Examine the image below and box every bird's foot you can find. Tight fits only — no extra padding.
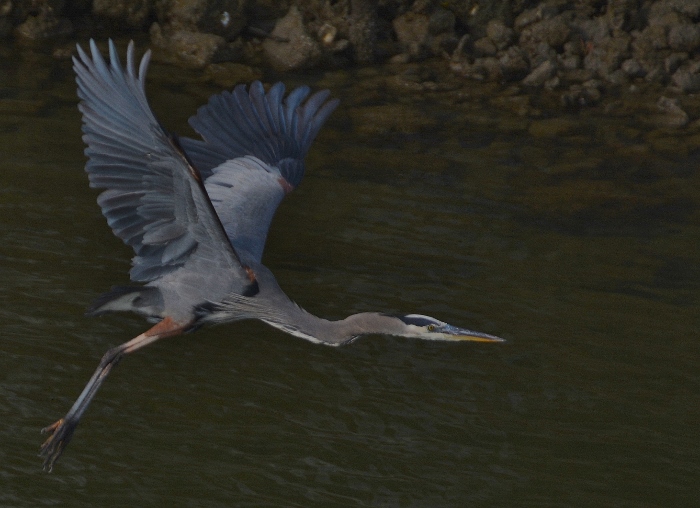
[39,418,76,472]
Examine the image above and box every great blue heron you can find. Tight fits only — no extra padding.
[39,39,504,471]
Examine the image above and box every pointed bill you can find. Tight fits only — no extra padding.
[438,324,505,342]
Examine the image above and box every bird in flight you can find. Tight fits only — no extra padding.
[40,40,504,471]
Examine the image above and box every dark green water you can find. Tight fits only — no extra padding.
[1,40,698,506]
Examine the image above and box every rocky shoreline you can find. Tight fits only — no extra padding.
[4,0,700,120]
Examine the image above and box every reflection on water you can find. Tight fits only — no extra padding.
[1,40,698,506]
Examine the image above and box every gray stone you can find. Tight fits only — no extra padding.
[522,59,556,87]
[348,0,378,64]
[473,36,497,57]
[514,4,559,30]
[571,17,609,46]
[393,11,430,57]
[428,7,455,35]
[486,19,514,50]
[498,46,530,81]
[457,0,512,40]
[262,6,321,71]
[477,56,502,80]
[664,52,688,74]
[655,96,689,127]
[560,84,601,107]
[668,24,700,52]
[14,13,72,41]
[558,54,580,70]
[157,0,247,39]
[621,58,645,77]
[150,24,226,67]
[519,15,571,49]
[93,0,151,27]
[634,25,669,52]
[671,66,700,92]
[584,34,630,79]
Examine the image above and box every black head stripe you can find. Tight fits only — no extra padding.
[398,315,439,327]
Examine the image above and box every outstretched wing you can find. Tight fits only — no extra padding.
[179,81,339,263]
[74,39,253,289]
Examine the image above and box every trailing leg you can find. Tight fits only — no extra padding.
[40,317,189,472]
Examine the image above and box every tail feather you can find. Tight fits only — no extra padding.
[86,286,163,318]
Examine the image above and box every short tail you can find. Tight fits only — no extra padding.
[86,286,163,318]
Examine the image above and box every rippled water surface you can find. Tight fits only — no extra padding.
[1,40,698,507]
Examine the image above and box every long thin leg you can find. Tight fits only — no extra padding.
[39,317,189,472]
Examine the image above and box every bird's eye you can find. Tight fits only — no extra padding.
[427,324,436,332]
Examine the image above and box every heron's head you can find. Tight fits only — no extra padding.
[396,314,505,342]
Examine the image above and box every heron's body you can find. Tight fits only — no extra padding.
[39,40,503,471]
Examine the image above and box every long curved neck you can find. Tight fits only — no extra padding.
[263,310,406,346]
[221,264,406,346]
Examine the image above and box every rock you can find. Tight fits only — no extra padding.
[14,13,72,42]
[560,67,595,83]
[648,0,700,24]
[262,6,321,71]
[648,11,685,30]
[389,52,411,64]
[526,41,556,68]
[428,7,455,35]
[606,69,628,85]
[558,53,580,70]
[633,25,669,53]
[348,0,378,64]
[473,36,497,57]
[668,24,700,52]
[498,45,530,81]
[451,58,486,81]
[155,0,247,40]
[457,0,511,40]
[522,59,555,87]
[150,24,226,68]
[562,40,584,58]
[584,34,630,79]
[573,17,610,46]
[93,0,151,27]
[664,52,688,74]
[246,0,288,22]
[318,23,337,47]
[442,0,700,97]
[393,11,430,58]
[514,4,559,30]
[621,58,645,77]
[560,83,601,107]
[656,96,688,127]
[671,64,700,93]
[519,15,571,49]
[545,75,560,90]
[669,0,700,17]
[476,56,502,80]
[486,19,514,50]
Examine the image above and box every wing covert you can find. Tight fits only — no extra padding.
[178,81,339,263]
[179,81,338,186]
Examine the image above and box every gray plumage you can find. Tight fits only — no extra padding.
[40,39,503,472]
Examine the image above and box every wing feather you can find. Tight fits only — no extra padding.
[179,81,339,263]
[75,39,252,289]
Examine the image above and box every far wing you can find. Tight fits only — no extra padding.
[74,40,254,290]
[179,81,339,262]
